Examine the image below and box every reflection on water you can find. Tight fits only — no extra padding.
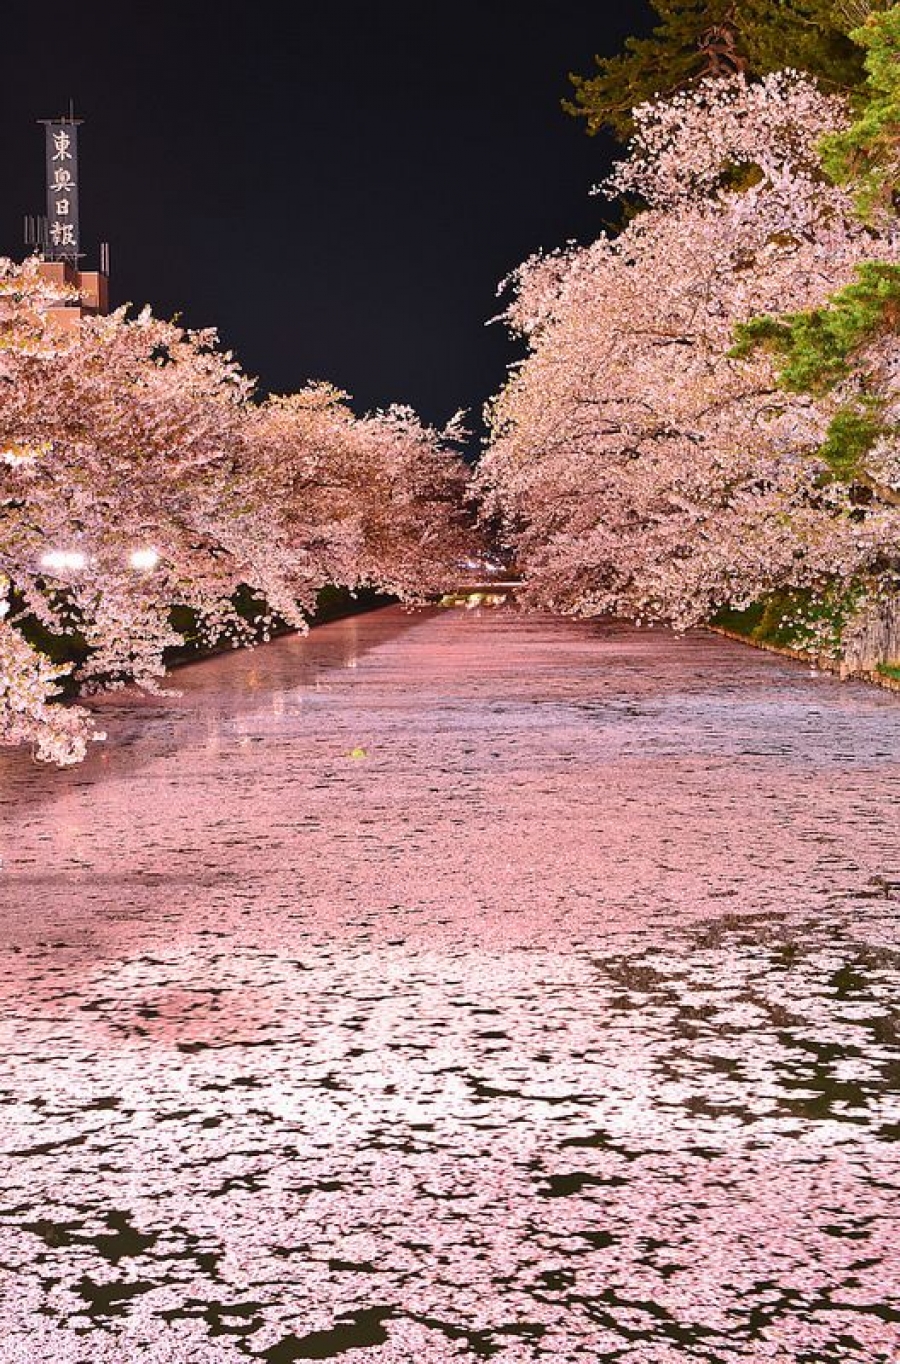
[0,607,897,1362]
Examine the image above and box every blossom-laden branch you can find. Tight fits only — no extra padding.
[0,611,99,766]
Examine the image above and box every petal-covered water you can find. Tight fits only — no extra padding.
[0,606,897,1363]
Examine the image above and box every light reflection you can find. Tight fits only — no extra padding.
[440,591,509,609]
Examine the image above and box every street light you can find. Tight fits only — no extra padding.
[129,548,159,571]
[40,550,86,571]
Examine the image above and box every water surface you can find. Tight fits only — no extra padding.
[0,606,897,1362]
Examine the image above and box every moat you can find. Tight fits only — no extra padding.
[0,605,897,1363]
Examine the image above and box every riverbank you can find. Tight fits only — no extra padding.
[17,583,397,688]
[164,583,397,669]
[707,623,900,694]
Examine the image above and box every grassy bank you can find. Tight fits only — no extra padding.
[165,584,396,667]
[710,592,900,693]
[711,590,847,657]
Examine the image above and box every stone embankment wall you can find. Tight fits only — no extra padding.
[840,595,900,681]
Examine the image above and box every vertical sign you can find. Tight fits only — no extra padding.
[43,119,81,261]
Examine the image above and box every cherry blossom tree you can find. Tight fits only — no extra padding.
[479,71,900,644]
[0,258,98,764]
[245,388,473,602]
[1,258,473,764]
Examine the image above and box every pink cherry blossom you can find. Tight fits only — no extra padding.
[480,74,900,643]
[1,259,474,765]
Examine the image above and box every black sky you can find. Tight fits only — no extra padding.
[2,1,652,449]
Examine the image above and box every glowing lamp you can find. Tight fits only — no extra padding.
[40,550,86,571]
[129,548,159,570]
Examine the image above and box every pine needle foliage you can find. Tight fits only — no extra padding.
[732,263,900,393]
[732,263,900,489]
[821,4,900,216]
[566,1,882,138]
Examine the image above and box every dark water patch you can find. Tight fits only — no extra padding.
[75,1274,156,1320]
[259,1308,392,1360]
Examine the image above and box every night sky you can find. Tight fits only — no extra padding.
[1,1,652,449]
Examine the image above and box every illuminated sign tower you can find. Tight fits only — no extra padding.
[41,113,82,262]
[24,105,110,325]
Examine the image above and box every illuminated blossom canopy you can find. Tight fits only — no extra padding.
[0,258,473,764]
[479,72,900,638]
